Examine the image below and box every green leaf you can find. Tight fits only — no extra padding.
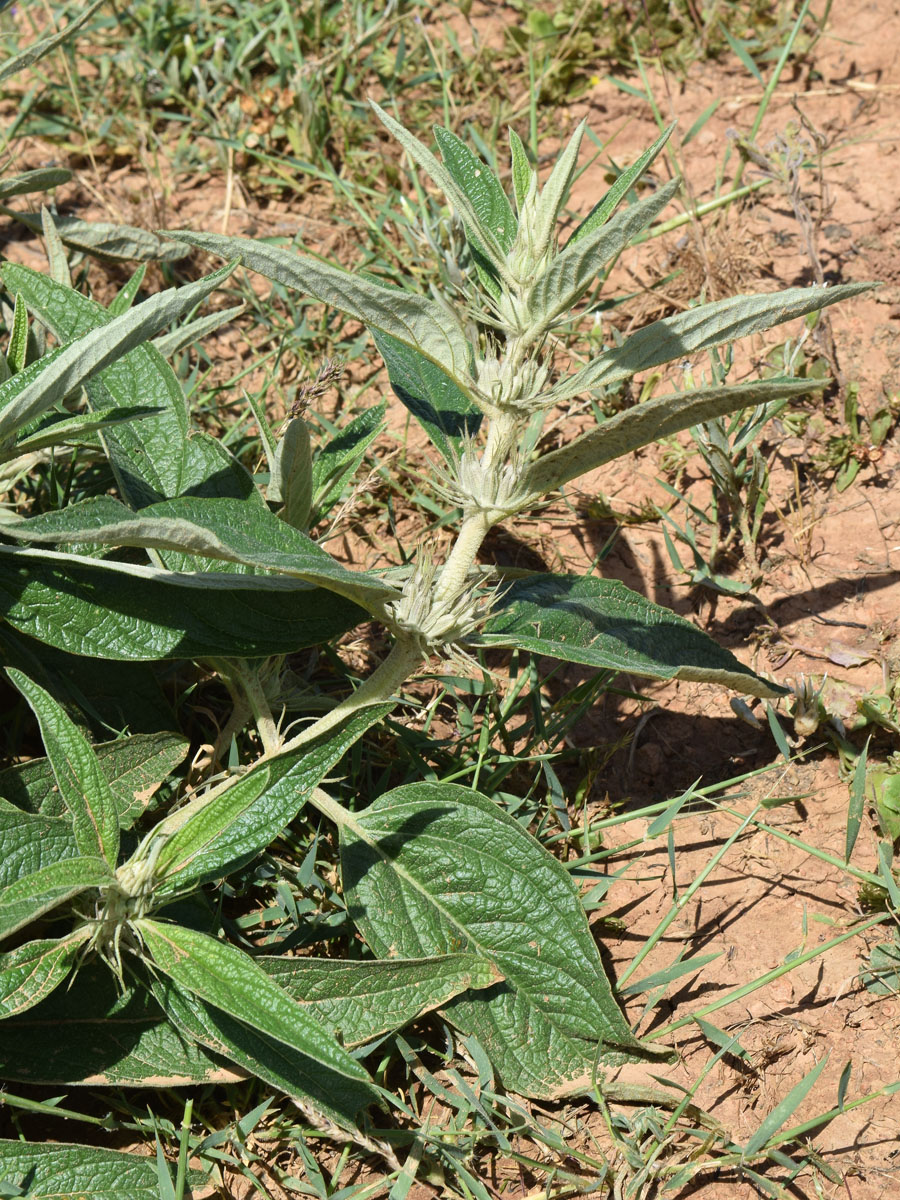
[0,964,234,1086]
[508,129,533,213]
[0,546,366,660]
[154,704,393,892]
[138,921,377,1104]
[7,670,120,867]
[551,283,875,405]
[167,230,475,386]
[107,264,147,316]
[6,406,160,459]
[0,930,89,1019]
[40,207,71,288]
[0,1141,205,1200]
[0,168,71,201]
[529,122,585,262]
[311,402,386,523]
[862,936,900,995]
[261,953,499,1048]
[2,263,255,510]
[0,856,111,942]
[433,127,517,253]
[568,123,675,246]
[153,302,245,360]
[0,803,79,890]
[525,179,679,338]
[0,0,103,85]
[340,782,671,1099]
[372,330,481,463]
[846,737,869,861]
[0,262,235,445]
[13,495,396,612]
[5,294,28,374]
[0,730,189,829]
[743,1055,829,1157]
[525,377,827,498]
[476,575,782,698]
[273,417,313,528]
[868,768,900,843]
[4,211,189,262]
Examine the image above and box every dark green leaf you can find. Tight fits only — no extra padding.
[311,402,385,523]
[0,931,88,1019]
[567,124,675,246]
[0,1141,205,1200]
[0,856,111,942]
[433,127,516,252]
[0,802,79,890]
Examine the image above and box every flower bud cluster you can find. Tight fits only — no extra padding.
[436,442,531,520]
[474,354,549,415]
[386,558,491,657]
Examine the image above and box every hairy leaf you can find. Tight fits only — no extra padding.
[8,670,120,866]
[0,802,79,890]
[372,330,481,462]
[526,376,826,498]
[6,210,189,262]
[168,229,475,385]
[262,953,499,1048]
[0,168,72,201]
[0,930,89,1019]
[0,1141,205,1200]
[311,402,385,523]
[0,730,189,828]
[475,575,783,698]
[0,0,103,84]
[0,856,111,942]
[155,704,393,891]
[0,547,366,660]
[433,127,517,252]
[550,283,874,403]
[567,123,675,245]
[341,783,669,1098]
[0,262,234,444]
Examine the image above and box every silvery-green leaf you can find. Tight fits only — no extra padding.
[0,730,188,828]
[152,302,245,359]
[7,670,120,866]
[528,121,585,262]
[2,263,255,510]
[0,930,88,1019]
[550,282,874,404]
[340,783,670,1099]
[370,102,510,279]
[0,546,366,660]
[40,206,72,287]
[525,376,826,498]
[167,230,475,386]
[475,574,783,698]
[0,1141,206,1200]
[0,856,111,942]
[0,262,235,443]
[508,128,533,213]
[272,417,313,527]
[0,0,103,84]
[567,123,675,245]
[525,179,680,339]
[7,407,159,459]
[261,953,500,1048]
[0,168,71,201]
[6,209,189,262]
[138,921,377,1111]
[372,330,481,463]
[13,494,394,612]
[5,293,28,374]
[154,703,393,891]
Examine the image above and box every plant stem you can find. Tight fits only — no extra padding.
[431,511,491,610]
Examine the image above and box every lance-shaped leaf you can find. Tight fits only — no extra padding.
[0,730,188,828]
[432,127,517,253]
[150,974,374,1125]
[0,1141,205,1200]
[0,546,366,660]
[7,670,120,866]
[525,179,680,339]
[0,801,79,893]
[153,302,245,360]
[474,575,783,698]
[340,782,670,1099]
[6,406,160,459]
[525,376,827,499]
[567,123,675,246]
[138,922,377,1108]
[260,953,499,1049]
[2,263,256,510]
[4,210,189,262]
[372,330,481,463]
[168,229,475,386]
[6,293,28,374]
[528,121,586,262]
[153,703,393,891]
[0,856,112,942]
[549,282,874,404]
[0,0,103,84]
[10,494,396,612]
[0,930,89,1020]
[0,262,235,443]
[0,167,72,201]
[272,417,313,528]
[311,401,386,524]
[508,129,533,212]
[0,963,236,1087]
